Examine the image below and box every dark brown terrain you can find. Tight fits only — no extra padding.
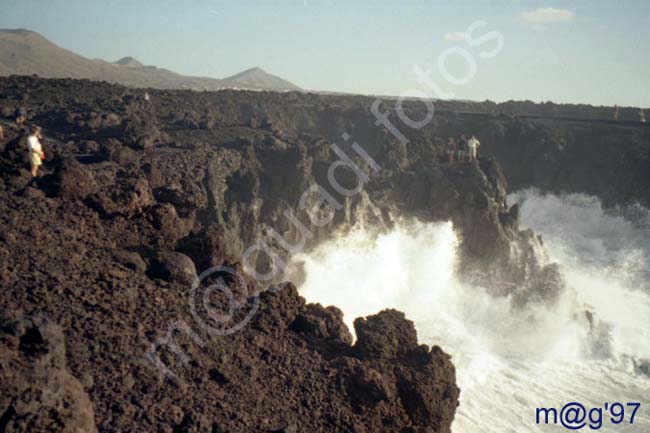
[0,75,646,432]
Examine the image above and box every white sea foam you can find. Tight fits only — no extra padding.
[292,190,650,432]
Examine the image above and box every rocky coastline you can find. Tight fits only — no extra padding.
[0,76,587,432]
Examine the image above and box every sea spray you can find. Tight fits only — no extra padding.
[293,191,650,432]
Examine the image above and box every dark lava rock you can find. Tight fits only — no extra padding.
[252,282,305,334]
[353,309,418,360]
[49,157,98,200]
[1,75,620,433]
[113,249,147,273]
[395,345,459,432]
[148,251,198,284]
[336,357,395,409]
[85,168,155,218]
[269,421,298,433]
[148,202,194,245]
[100,138,123,161]
[0,315,99,433]
[122,117,160,151]
[291,303,353,345]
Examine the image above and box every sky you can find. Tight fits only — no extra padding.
[1,0,649,107]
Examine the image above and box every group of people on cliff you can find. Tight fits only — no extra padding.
[0,106,46,177]
[446,134,480,163]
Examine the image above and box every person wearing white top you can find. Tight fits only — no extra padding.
[27,125,45,177]
[467,135,480,162]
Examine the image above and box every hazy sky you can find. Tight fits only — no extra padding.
[1,0,649,106]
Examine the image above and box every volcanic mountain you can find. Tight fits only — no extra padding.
[0,29,300,91]
[113,56,145,68]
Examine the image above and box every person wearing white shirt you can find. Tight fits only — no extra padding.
[467,135,480,162]
[27,125,45,177]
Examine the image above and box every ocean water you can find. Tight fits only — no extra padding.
[291,190,650,432]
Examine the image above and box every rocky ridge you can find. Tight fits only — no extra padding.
[0,76,566,432]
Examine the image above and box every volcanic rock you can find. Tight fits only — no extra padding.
[353,309,418,360]
[1,75,626,432]
[148,251,198,285]
[0,315,99,433]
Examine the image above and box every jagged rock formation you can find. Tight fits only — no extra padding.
[0,75,561,297]
[483,116,650,208]
[0,76,578,432]
[380,103,650,208]
[0,316,99,433]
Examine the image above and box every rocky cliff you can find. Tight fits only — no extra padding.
[383,103,650,209]
[0,76,565,432]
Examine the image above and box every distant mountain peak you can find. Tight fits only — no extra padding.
[223,67,300,91]
[1,28,38,36]
[114,56,144,67]
[0,29,300,92]
[0,28,48,41]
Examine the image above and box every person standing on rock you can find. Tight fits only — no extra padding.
[467,135,480,162]
[457,135,467,162]
[15,106,27,128]
[446,137,457,163]
[27,125,45,177]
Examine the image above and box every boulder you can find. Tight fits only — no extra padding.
[86,174,154,218]
[252,282,305,334]
[50,157,98,200]
[100,138,122,161]
[149,203,194,244]
[177,224,245,271]
[80,140,100,153]
[395,346,459,433]
[353,309,418,360]
[122,117,160,151]
[113,250,147,273]
[0,315,99,433]
[335,357,394,409]
[290,304,352,345]
[148,251,198,285]
[114,145,139,165]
